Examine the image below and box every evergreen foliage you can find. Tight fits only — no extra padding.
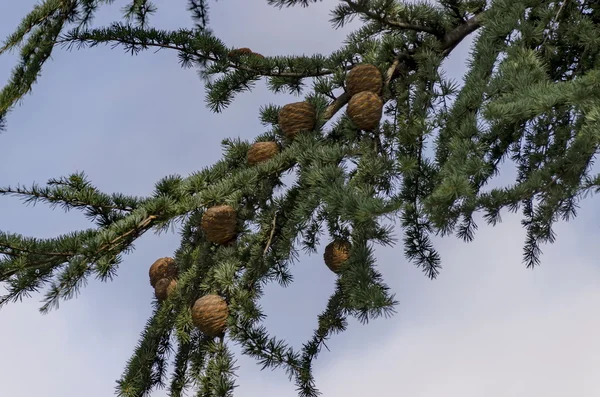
[1,0,599,396]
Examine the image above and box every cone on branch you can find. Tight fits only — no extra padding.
[201,205,238,244]
[227,47,253,58]
[149,257,178,287]
[347,91,383,131]
[345,64,383,97]
[154,278,177,302]
[7,0,576,395]
[247,141,280,165]
[228,48,265,60]
[278,102,316,139]
[191,294,229,337]
[324,240,351,274]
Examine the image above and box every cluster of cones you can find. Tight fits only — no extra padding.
[228,47,265,59]
[248,64,384,275]
[148,256,228,338]
[147,209,351,338]
[146,205,239,337]
[344,64,384,130]
[244,63,385,167]
[239,63,382,278]
[144,63,381,338]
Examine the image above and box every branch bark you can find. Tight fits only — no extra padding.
[441,13,484,56]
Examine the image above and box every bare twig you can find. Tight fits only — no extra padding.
[553,0,569,23]
[540,0,569,46]
[263,210,279,256]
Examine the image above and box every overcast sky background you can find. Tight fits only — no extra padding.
[1,1,599,396]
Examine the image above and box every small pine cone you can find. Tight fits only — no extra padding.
[201,205,237,245]
[278,102,316,139]
[155,278,177,301]
[149,257,178,287]
[191,294,229,337]
[228,47,253,58]
[247,141,280,165]
[324,240,351,274]
[347,91,383,131]
[345,64,383,97]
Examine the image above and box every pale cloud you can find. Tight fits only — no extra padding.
[1,1,599,397]
[315,215,600,397]
[317,283,600,397]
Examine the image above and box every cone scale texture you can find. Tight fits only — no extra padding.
[192,294,229,337]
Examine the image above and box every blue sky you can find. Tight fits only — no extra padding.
[1,1,599,396]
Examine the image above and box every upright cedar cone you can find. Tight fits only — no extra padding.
[345,64,383,97]
[149,257,178,287]
[191,294,229,337]
[278,102,316,139]
[155,278,177,301]
[201,205,237,244]
[347,91,383,131]
[247,141,280,165]
[324,240,351,273]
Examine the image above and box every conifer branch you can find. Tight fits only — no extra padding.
[339,0,442,36]
[5,1,598,396]
[0,186,135,212]
[1,5,485,284]
[322,92,350,121]
[58,9,482,121]
[0,176,142,230]
[56,24,336,79]
[441,12,484,55]
[0,214,157,282]
[323,12,484,122]
[0,0,64,55]
[0,136,334,306]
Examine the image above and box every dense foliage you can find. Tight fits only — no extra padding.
[1,1,599,396]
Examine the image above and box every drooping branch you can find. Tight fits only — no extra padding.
[0,214,156,281]
[56,24,342,79]
[2,2,599,397]
[1,7,487,274]
[0,172,143,226]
